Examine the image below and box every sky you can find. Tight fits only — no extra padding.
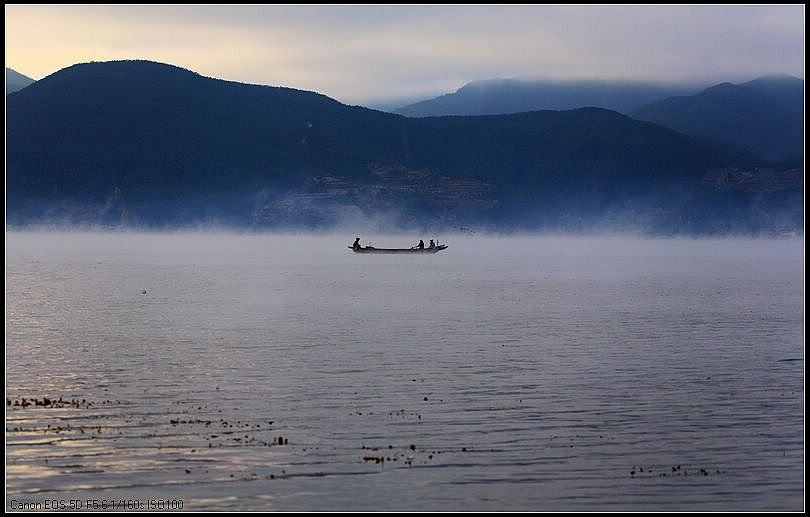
[4,4,806,108]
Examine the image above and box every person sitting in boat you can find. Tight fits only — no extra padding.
[429,239,436,248]
[352,237,361,250]
[417,239,425,250]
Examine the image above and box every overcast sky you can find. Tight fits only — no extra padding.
[5,4,805,107]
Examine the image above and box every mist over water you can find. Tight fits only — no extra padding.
[6,231,804,511]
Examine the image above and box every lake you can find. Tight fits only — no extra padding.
[5,231,804,511]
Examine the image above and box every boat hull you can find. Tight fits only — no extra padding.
[349,245,447,254]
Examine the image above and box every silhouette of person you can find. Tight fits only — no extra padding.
[352,237,361,249]
[417,239,425,249]
[429,239,435,248]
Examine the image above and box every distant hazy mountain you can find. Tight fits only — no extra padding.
[630,75,804,161]
[6,60,802,235]
[6,67,35,94]
[393,78,704,117]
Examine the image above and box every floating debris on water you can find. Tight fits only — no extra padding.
[7,396,110,409]
[630,464,723,478]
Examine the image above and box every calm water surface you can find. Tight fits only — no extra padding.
[5,232,804,511]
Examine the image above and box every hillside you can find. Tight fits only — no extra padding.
[630,75,804,161]
[5,60,803,234]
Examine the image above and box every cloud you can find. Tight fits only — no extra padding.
[5,5,804,106]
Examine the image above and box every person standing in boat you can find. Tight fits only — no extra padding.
[429,239,436,249]
[352,237,361,250]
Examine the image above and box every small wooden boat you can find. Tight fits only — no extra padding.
[349,244,448,254]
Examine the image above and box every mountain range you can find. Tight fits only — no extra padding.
[394,75,804,162]
[630,75,804,162]
[6,67,35,95]
[394,78,703,117]
[5,60,804,235]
